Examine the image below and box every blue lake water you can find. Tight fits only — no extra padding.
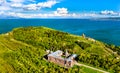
[0,19,120,46]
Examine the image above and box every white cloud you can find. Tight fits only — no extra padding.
[0,0,77,18]
[54,8,68,16]
[9,0,24,3]
[100,10,118,15]
[0,7,79,18]
[1,9,120,19]
[0,0,11,11]
[10,3,23,8]
[0,6,11,10]
[24,4,39,10]
[0,0,59,11]
[53,8,79,18]
[0,11,4,15]
[37,0,58,8]
[0,0,5,5]
[23,0,59,11]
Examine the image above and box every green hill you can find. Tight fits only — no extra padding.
[0,26,120,73]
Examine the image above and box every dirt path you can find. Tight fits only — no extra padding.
[75,62,109,73]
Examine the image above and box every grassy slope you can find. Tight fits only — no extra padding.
[0,26,118,73]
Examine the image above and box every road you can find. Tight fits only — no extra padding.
[75,62,109,73]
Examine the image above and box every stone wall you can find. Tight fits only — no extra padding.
[48,56,74,67]
[48,56,65,66]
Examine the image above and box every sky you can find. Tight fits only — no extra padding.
[0,0,120,18]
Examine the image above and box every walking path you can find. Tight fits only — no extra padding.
[75,62,109,73]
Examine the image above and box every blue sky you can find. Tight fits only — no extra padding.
[62,0,120,11]
[0,0,120,18]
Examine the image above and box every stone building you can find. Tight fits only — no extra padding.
[47,50,77,68]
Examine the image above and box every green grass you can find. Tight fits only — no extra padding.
[0,26,119,73]
[80,66,102,73]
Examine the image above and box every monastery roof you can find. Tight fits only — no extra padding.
[48,50,64,60]
[48,50,77,61]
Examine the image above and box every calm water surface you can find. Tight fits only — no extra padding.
[0,19,120,46]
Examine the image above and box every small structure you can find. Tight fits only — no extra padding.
[65,49,69,57]
[82,33,86,38]
[47,50,77,68]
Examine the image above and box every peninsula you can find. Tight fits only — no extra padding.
[0,26,120,73]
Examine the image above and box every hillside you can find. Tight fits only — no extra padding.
[0,26,120,73]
